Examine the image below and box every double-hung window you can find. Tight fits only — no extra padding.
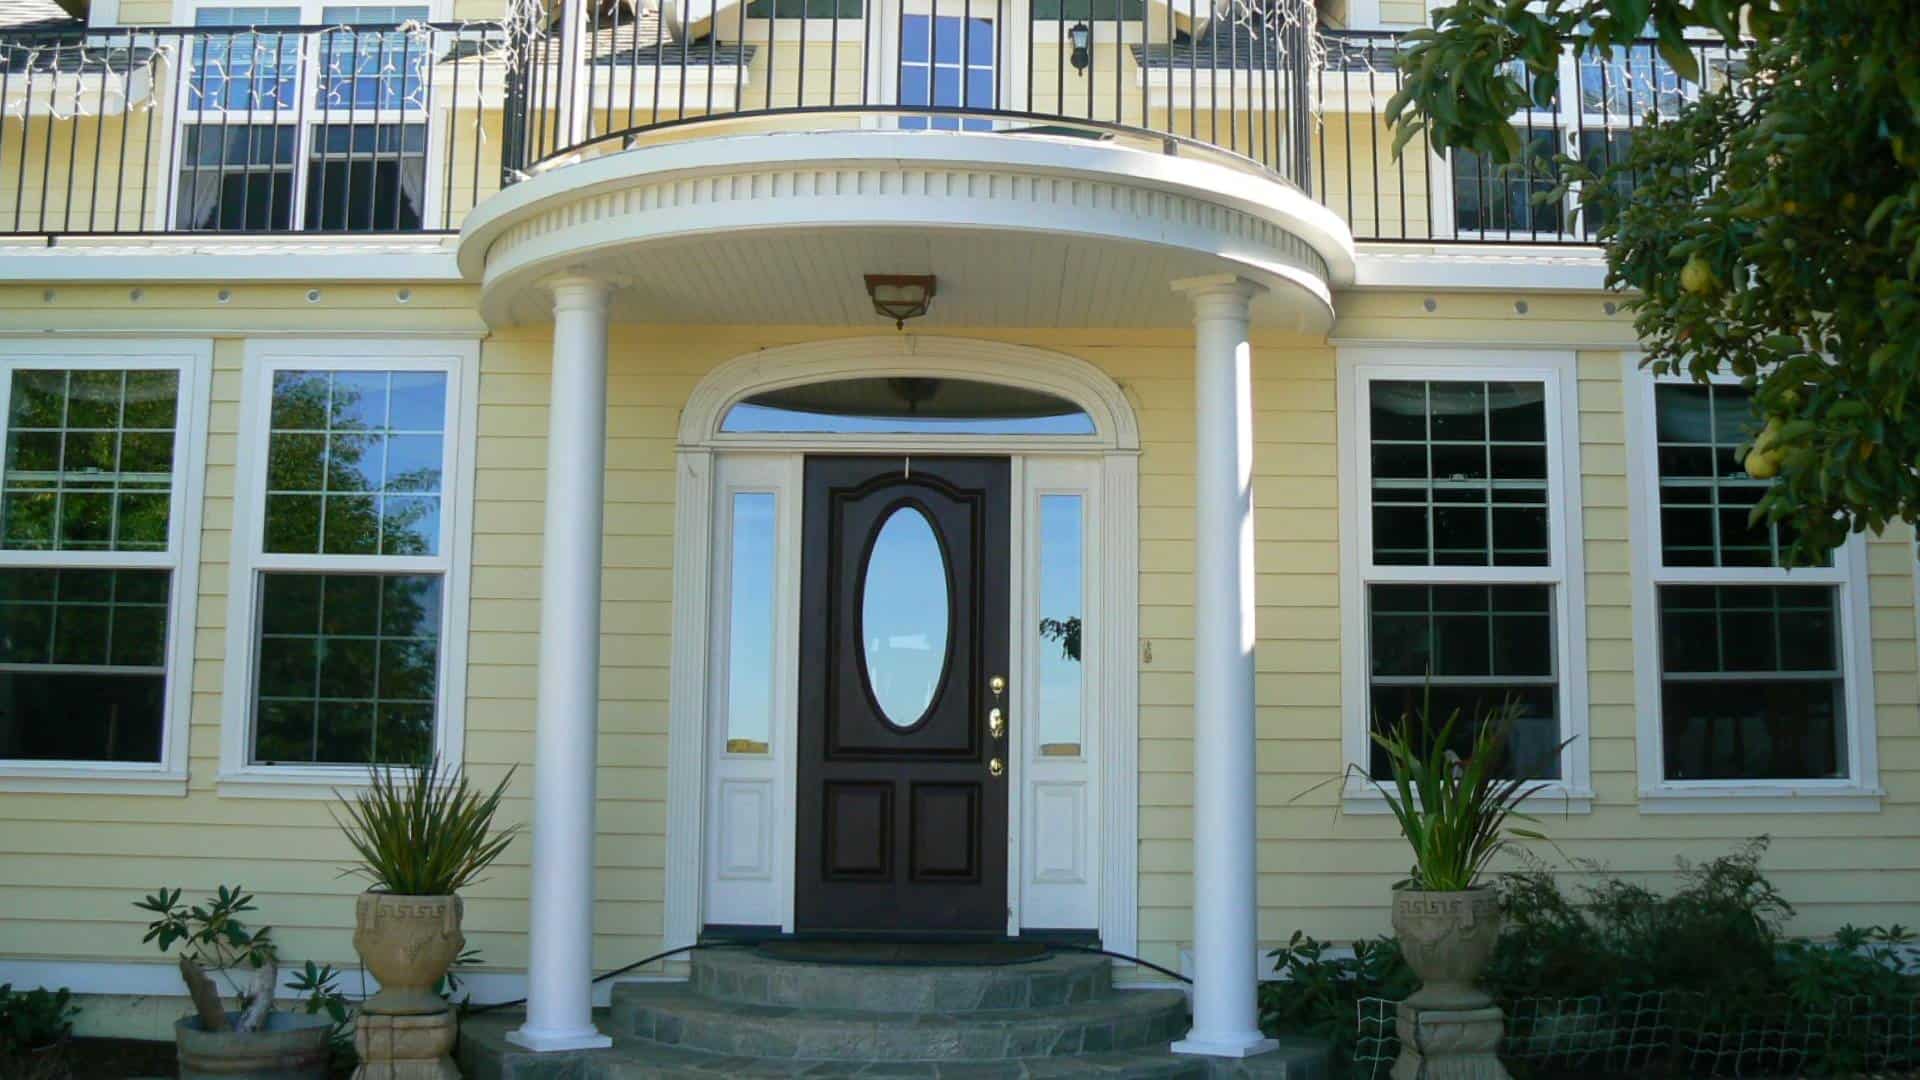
[1340,349,1589,805]
[221,341,474,792]
[1628,367,1876,811]
[177,3,434,232]
[0,343,211,793]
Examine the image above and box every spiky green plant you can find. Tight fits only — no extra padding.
[332,758,519,896]
[1364,697,1563,893]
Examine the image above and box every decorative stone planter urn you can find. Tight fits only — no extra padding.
[1391,886,1509,1080]
[1392,886,1501,1008]
[354,893,464,1015]
[175,1011,330,1080]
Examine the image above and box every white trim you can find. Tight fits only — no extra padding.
[1350,246,1613,293]
[455,129,1351,326]
[0,242,464,284]
[678,336,1141,451]
[664,336,1140,954]
[217,337,479,796]
[1335,346,1593,810]
[1621,356,1880,811]
[0,339,212,796]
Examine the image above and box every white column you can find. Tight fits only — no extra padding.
[509,275,615,1054]
[1170,274,1277,1060]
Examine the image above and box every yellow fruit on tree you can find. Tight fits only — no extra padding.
[1745,447,1782,479]
[1681,254,1719,296]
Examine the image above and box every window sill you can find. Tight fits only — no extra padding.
[1340,782,1594,817]
[218,766,392,800]
[0,766,187,796]
[1637,785,1883,815]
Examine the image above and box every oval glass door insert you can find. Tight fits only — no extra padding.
[861,506,951,728]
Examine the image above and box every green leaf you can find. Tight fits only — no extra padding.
[1605,0,1651,38]
[1655,25,1701,85]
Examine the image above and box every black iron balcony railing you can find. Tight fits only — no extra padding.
[1317,28,1744,245]
[512,0,1318,187]
[0,21,506,236]
[0,17,1739,244]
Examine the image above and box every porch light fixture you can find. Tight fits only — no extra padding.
[865,274,937,329]
[1068,22,1090,75]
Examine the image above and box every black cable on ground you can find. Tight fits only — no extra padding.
[462,939,1190,1017]
[463,942,728,1016]
[1046,943,1193,985]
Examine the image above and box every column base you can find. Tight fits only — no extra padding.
[505,1025,614,1053]
[1172,1032,1281,1058]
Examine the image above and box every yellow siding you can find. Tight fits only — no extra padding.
[0,291,1915,991]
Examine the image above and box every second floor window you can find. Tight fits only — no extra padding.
[176,3,432,233]
[1451,45,1699,240]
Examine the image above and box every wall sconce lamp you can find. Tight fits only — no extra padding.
[1068,22,1090,75]
[865,274,937,329]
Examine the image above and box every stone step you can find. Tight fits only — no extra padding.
[689,948,1116,1013]
[609,981,1191,1062]
[460,1011,1334,1080]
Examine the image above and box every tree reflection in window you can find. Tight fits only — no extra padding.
[264,369,445,557]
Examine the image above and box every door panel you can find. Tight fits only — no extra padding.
[796,455,1010,934]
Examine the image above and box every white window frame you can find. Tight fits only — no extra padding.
[0,339,213,796]
[1624,357,1879,813]
[1337,346,1592,812]
[218,337,478,798]
[162,0,452,234]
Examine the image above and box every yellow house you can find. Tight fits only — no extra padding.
[0,0,1905,1070]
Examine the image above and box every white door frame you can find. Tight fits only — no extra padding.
[661,335,1140,950]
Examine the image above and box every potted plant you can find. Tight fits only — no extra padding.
[333,758,518,1016]
[1363,698,1559,1014]
[135,884,338,1080]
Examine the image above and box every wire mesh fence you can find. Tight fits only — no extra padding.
[1352,992,1920,1079]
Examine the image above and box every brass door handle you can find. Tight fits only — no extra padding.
[988,708,1006,739]
[989,757,1005,777]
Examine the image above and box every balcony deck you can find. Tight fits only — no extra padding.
[0,11,1737,247]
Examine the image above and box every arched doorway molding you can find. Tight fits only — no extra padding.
[663,335,1141,953]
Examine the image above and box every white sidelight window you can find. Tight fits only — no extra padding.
[0,342,212,794]
[1338,348,1590,808]
[1626,365,1878,812]
[221,339,476,795]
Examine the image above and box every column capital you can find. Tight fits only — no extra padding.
[548,273,611,314]
[1171,274,1268,321]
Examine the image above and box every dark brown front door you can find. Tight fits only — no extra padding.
[795,455,1011,935]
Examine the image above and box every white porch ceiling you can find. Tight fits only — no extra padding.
[511,225,1325,329]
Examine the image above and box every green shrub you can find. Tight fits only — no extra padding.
[1261,933,1415,1066]
[1485,839,1795,1005]
[0,983,79,1080]
[0,984,77,1053]
[1259,839,1920,1075]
